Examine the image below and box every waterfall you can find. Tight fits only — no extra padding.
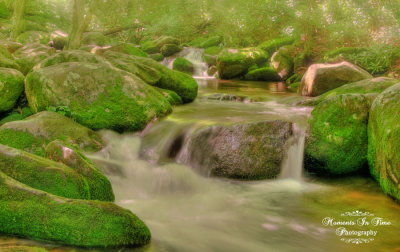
[280,124,306,180]
[162,47,214,78]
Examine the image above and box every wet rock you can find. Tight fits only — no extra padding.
[0,171,151,247]
[270,47,294,80]
[173,57,194,74]
[140,36,179,54]
[305,94,370,175]
[298,61,372,97]
[244,67,281,81]
[0,68,25,112]
[160,43,181,57]
[207,66,218,76]
[186,120,292,179]
[25,62,172,131]
[368,83,400,200]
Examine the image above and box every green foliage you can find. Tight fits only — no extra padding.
[259,37,295,55]
[0,107,33,125]
[204,46,222,56]
[244,67,281,81]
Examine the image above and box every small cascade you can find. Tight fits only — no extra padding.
[280,124,306,180]
[162,47,214,79]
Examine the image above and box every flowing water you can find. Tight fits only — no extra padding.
[1,61,400,252]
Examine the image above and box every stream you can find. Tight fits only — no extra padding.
[1,53,399,252]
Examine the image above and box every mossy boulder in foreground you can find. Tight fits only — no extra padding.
[186,120,292,179]
[298,61,372,97]
[368,83,400,201]
[0,144,90,199]
[0,68,25,113]
[305,94,370,175]
[0,111,104,154]
[0,171,151,247]
[25,62,172,131]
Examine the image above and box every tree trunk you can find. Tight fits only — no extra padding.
[11,0,26,40]
[66,0,93,50]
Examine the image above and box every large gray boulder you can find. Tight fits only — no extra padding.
[185,120,292,179]
[298,61,372,97]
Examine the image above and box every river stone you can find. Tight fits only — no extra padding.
[103,51,198,103]
[0,68,25,112]
[244,67,281,81]
[0,111,104,155]
[25,62,172,132]
[186,120,292,179]
[173,57,194,74]
[13,44,56,75]
[160,44,181,57]
[216,48,268,79]
[0,171,151,247]
[108,43,148,57]
[368,83,400,200]
[305,94,370,175]
[298,61,372,97]
[270,47,294,80]
[316,77,399,104]
[45,140,114,202]
[0,144,90,199]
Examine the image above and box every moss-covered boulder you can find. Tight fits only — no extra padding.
[50,31,68,50]
[25,62,172,131]
[45,140,114,201]
[13,44,56,75]
[140,36,180,54]
[0,107,33,125]
[258,37,295,55]
[199,36,222,49]
[149,53,164,61]
[160,44,181,57]
[16,31,49,45]
[216,48,268,79]
[0,56,20,70]
[0,171,151,247]
[0,144,90,199]
[173,57,194,74]
[0,44,12,59]
[1,246,48,252]
[103,51,198,103]
[108,43,148,57]
[33,50,104,70]
[155,88,183,105]
[203,46,222,66]
[244,67,281,81]
[82,32,111,46]
[316,77,399,104]
[368,83,400,200]
[207,66,218,76]
[0,111,104,155]
[0,68,25,113]
[1,41,23,53]
[270,47,294,80]
[186,120,292,179]
[298,61,373,97]
[305,94,370,175]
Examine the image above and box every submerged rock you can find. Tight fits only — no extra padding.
[0,144,90,199]
[186,120,292,179]
[298,61,372,97]
[0,68,25,113]
[0,171,151,247]
[305,94,370,175]
[25,62,172,131]
[368,83,400,200]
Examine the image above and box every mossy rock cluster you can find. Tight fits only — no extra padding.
[244,67,281,81]
[160,43,181,57]
[0,68,25,113]
[216,48,268,79]
[258,37,295,55]
[16,31,49,45]
[108,43,148,57]
[13,44,56,75]
[140,36,180,54]
[82,32,112,46]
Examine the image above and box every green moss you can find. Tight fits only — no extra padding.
[109,43,148,57]
[140,36,179,54]
[244,67,281,81]
[14,44,56,75]
[0,171,151,247]
[0,44,12,59]
[160,44,181,57]
[0,2,11,19]
[286,73,302,84]
[173,57,194,74]
[323,47,365,60]
[16,31,49,45]
[204,46,222,55]
[0,68,25,112]
[45,140,114,202]
[258,37,295,55]
[149,53,164,61]
[0,129,47,156]
[0,107,33,125]
[1,246,48,252]
[288,82,300,92]
[33,50,105,70]
[82,32,111,46]
[0,144,90,199]
[154,88,183,105]
[305,94,370,175]
[199,36,222,49]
